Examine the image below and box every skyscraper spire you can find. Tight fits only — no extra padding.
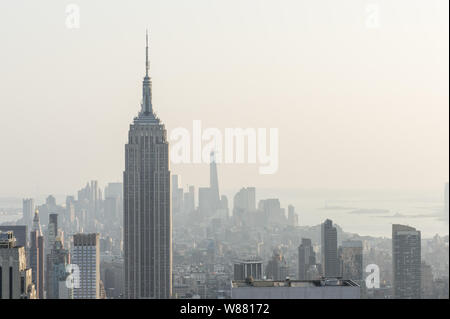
[139,29,154,118]
[146,29,149,77]
[32,208,42,235]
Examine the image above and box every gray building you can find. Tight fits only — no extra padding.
[123,32,171,299]
[22,198,35,230]
[392,224,421,299]
[231,279,360,299]
[0,226,27,248]
[46,237,71,299]
[321,219,339,278]
[0,231,36,299]
[339,240,363,282]
[234,258,263,281]
[298,238,316,280]
[30,209,44,299]
[72,233,100,299]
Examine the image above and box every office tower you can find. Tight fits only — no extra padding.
[287,205,299,227]
[392,224,421,299]
[198,152,223,219]
[258,199,286,225]
[72,233,100,299]
[22,198,34,229]
[183,185,195,214]
[209,151,220,209]
[421,261,433,299]
[231,278,360,299]
[233,187,256,217]
[105,182,123,199]
[265,249,289,281]
[101,256,124,299]
[105,182,123,222]
[321,219,339,278]
[172,175,184,215]
[46,237,72,299]
[48,213,58,250]
[66,197,76,224]
[30,209,44,298]
[104,197,119,221]
[0,231,36,299]
[298,238,316,280]
[233,258,263,281]
[199,187,214,219]
[339,240,363,282]
[123,32,171,299]
[0,226,27,248]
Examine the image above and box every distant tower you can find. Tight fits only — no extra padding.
[210,151,220,208]
[123,31,171,299]
[392,224,421,299]
[298,238,316,280]
[321,219,339,278]
[339,240,363,282]
[30,209,44,298]
[22,198,35,229]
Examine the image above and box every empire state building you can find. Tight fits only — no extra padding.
[123,32,172,299]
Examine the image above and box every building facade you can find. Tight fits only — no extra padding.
[321,219,339,278]
[0,231,36,299]
[123,32,172,299]
[392,224,421,299]
[72,233,100,299]
[298,238,316,280]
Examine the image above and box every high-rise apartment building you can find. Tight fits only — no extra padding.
[392,224,421,299]
[123,32,171,299]
[321,219,339,278]
[72,233,100,299]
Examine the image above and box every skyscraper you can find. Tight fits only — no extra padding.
[48,213,58,250]
[0,226,27,248]
[46,237,71,299]
[172,175,184,216]
[123,31,171,299]
[72,233,100,299]
[209,151,220,210]
[339,240,363,282]
[0,231,36,299]
[392,224,421,299]
[298,238,316,280]
[30,209,44,299]
[321,219,339,278]
[198,152,222,220]
[22,198,34,229]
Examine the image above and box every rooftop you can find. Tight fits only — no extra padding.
[232,278,360,288]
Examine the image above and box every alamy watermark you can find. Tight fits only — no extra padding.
[169,120,279,175]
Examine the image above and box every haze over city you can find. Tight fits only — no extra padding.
[0,0,448,197]
[0,0,448,304]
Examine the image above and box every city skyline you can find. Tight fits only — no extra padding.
[0,1,448,303]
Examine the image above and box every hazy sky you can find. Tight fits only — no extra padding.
[0,0,448,198]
